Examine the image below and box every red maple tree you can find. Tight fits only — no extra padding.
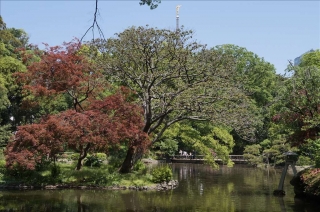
[6,41,149,172]
[6,88,149,171]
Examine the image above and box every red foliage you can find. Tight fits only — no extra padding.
[5,117,66,170]
[16,40,104,111]
[273,109,320,146]
[89,87,150,152]
[5,88,150,170]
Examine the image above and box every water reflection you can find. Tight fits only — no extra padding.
[0,164,320,211]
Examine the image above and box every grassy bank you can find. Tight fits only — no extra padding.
[0,159,168,188]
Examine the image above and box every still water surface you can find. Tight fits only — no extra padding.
[0,164,320,212]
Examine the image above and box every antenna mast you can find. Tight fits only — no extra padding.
[176,5,181,31]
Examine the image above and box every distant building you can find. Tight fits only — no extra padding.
[294,49,315,66]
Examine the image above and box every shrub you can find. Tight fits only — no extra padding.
[133,160,147,173]
[96,153,107,161]
[84,155,102,167]
[296,155,315,166]
[151,165,172,183]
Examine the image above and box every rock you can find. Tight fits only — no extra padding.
[45,185,57,189]
[155,180,179,191]
[141,158,160,164]
[0,180,179,192]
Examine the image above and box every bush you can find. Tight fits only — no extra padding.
[96,153,107,161]
[133,160,147,173]
[84,155,102,167]
[151,165,172,183]
[296,155,315,166]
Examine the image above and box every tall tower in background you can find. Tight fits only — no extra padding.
[176,5,181,31]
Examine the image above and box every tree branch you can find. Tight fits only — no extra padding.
[80,0,106,44]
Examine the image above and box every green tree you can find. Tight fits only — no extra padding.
[299,50,320,68]
[243,144,262,166]
[213,44,277,108]
[0,16,28,55]
[272,49,320,166]
[0,17,28,145]
[98,26,260,172]
[159,121,235,167]
[211,44,280,154]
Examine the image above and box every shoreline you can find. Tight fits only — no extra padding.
[0,180,179,191]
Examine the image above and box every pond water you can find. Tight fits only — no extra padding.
[0,164,320,212]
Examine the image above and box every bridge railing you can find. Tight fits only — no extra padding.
[172,155,246,161]
[172,155,205,159]
[229,155,246,161]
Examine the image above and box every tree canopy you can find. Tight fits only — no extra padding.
[93,26,262,172]
[100,26,260,140]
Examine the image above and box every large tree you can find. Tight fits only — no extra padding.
[6,40,150,171]
[97,26,260,172]
[15,41,107,170]
[213,44,280,154]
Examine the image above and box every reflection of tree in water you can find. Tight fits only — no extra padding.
[0,190,125,211]
[0,190,69,211]
[171,164,287,212]
[76,192,87,212]
[0,165,319,211]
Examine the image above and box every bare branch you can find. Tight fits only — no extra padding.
[80,0,106,44]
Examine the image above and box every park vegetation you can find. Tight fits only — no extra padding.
[1,15,320,189]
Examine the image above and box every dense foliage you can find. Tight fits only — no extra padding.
[0,16,28,147]
[271,50,320,167]
[94,26,261,171]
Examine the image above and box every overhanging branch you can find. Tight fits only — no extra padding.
[80,0,106,44]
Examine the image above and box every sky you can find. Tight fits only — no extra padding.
[0,0,319,74]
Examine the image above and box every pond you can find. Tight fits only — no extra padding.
[0,164,319,212]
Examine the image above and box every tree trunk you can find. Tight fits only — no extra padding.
[75,143,91,171]
[119,146,135,173]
